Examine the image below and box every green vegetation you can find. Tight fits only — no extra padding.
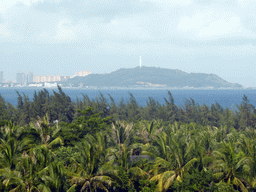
[0,85,256,191]
[62,66,243,88]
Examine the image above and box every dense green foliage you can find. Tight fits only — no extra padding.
[62,67,242,88]
[0,86,256,191]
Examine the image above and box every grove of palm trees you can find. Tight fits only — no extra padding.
[1,86,256,191]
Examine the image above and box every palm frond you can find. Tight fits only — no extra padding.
[233,177,248,192]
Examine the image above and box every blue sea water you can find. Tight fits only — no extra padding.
[0,88,255,110]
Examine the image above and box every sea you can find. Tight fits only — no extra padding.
[0,87,256,110]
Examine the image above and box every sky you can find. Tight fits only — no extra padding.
[0,0,256,87]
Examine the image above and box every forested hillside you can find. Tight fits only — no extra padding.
[0,85,255,191]
[62,66,243,88]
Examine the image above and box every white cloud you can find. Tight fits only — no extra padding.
[142,0,192,8]
[177,12,204,32]
[0,0,43,13]
[54,18,76,41]
[0,0,256,45]
[198,16,241,37]
[177,7,256,39]
[101,16,152,40]
[51,18,94,43]
[237,0,252,8]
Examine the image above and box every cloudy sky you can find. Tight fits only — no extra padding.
[0,0,256,87]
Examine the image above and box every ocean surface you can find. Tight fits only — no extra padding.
[0,88,256,110]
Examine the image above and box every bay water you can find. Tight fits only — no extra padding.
[0,88,256,110]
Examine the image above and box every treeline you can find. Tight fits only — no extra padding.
[0,85,255,131]
[1,86,256,191]
[1,107,256,191]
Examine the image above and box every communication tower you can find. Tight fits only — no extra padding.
[140,56,142,68]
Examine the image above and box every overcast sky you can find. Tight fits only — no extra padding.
[0,0,256,87]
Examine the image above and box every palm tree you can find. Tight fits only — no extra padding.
[146,131,198,192]
[109,121,148,190]
[0,167,25,192]
[9,114,64,192]
[36,162,68,192]
[110,121,134,146]
[237,134,256,190]
[211,141,249,192]
[0,121,32,191]
[0,137,20,170]
[0,120,24,171]
[68,133,115,192]
[27,113,63,148]
[136,120,163,145]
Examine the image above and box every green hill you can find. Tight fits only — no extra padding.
[62,66,243,88]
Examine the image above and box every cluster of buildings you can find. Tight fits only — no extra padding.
[136,81,166,87]
[16,72,34,84]
[33,75,71,83]
[31,70,91,83]
[0,70,91,87]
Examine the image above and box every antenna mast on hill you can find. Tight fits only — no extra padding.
[140,56,142,68]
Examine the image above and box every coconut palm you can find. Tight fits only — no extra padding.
[237,134,256,190]
[211,141,249,192]
[36,162,68,192]
[0,167,25,192]
[0,120,26,168]
[68,133,115,192]
[10,114,64,192]
[109,121,148,189]
[0,137,21,170]
[110,121,134,146]
[146,131,198,192]
[29,113,63,147]
[136,120,163,145]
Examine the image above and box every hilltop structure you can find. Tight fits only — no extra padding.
[140,56,142,68]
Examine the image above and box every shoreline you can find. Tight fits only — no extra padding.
[0,87,255,90]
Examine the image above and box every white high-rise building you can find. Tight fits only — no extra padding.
[28,71,34,83]
[0,71,3,83]
[75,70,91,77]
[16,73,27,84]
[33,75,71,83]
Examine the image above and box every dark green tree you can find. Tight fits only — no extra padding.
[61,106,113,142]
[210,104,221,127]
[117,97,128,121]
[30,89,50,121]
[48,85,74,123]
[199,104,211,126]
[108,93,118,120]
[183,98,200,124]
[92,92,110,118]
[20,93,31,126]
[163,91,179,123]
[236,95,255,131]
[143,96,160,121]
[126,92,140,122]
[15,91,23,119]
[0,94,8,121]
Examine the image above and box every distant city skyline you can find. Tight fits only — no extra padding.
[15,72,33,84]
[0,70,92,83]
[1,0,256,87]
